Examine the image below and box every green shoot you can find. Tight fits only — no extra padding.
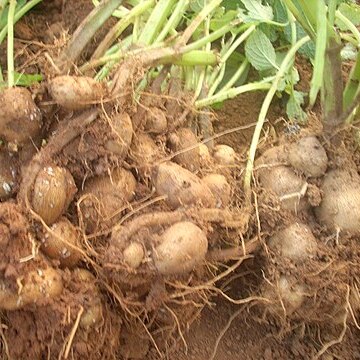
[244,35,310,201]
[7,0,16,88]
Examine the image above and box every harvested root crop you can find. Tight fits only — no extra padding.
[144,107,168,134]
[202,173,231,208]
[41,217,83,268]
[78,167,136,233]
[288,136,328,177]
[153,221,208,275]
[257,146,307,212]
[0,87,42,144]
[104,112,133,158]
[48,75,105,110]
[168,128,200,171]
[316,168,360,233]
[153,161,216,209]
[0,267,63,310]
[268,222,317,261]
[213,144,236,165]
[31,166,77,225]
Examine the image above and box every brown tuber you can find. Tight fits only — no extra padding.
[153,221,208,275]
[32,166,77,225]
[0,267,63,310]
[41,217,83,268]
[123,242,145,269]
[202,174,231,208]
[144,107,168,134]
[257,147,307,212]
[316,169,360,233]
[105,112,133,158]
[79,167,136,233]
[48,75,105,110]
[168,128,200,172]
[154,161,216,209]
[288,136,328,177]
[213,144,236,165]
[268,223,317,261]
[0,87,42,144]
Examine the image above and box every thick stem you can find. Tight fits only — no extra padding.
[7,0,16,88]
[243,36,310,202]
[322,36,344,134]
[56,0,123,72]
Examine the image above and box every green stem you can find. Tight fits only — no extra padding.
[335,10,360,45]
[92,0,128,18]
[155,0,188,43]
[309,0,327,107]
[179,0,222,45]
[0,0,42,45]
[193,15,210,101]
[281,0,315,38]
[343,51,360,112]
[208,24,256,95]
[0,0,8,24]
[92,0,155,59]
[195,82,272,108]
[182,20,244,53]
[57,0,123,72]
[327,0,337,28]
[164,50,217,66]
[138,0,176,46]
[243,36,310,201]
[7,0,16,88]
[218,59,249,93]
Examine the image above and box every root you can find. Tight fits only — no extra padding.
[60,306,84,360]
[18,109,99,204]
[209,308,245,360]
[313,286,350,360]
[110,208,251,249]
[0,324,9,360]
[206,237,260,262]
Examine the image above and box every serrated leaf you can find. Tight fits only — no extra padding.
[245,30,278,71]
[336,3,360,31]
[239,0,273,23]
[284,22,315,59]
[286,91,307,123]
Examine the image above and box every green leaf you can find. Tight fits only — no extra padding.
[284,22,315,59]
[286,90,307,122]
[14,72,43,87]
[245,29,278,71]
[222,0,241,11]
[219,52,249,88]
[336,3,360,30]
[210,10,238,31]
[0,0,26,28]
[239,0,273,23]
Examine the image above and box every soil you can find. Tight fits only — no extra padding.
[0,1,359,360]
